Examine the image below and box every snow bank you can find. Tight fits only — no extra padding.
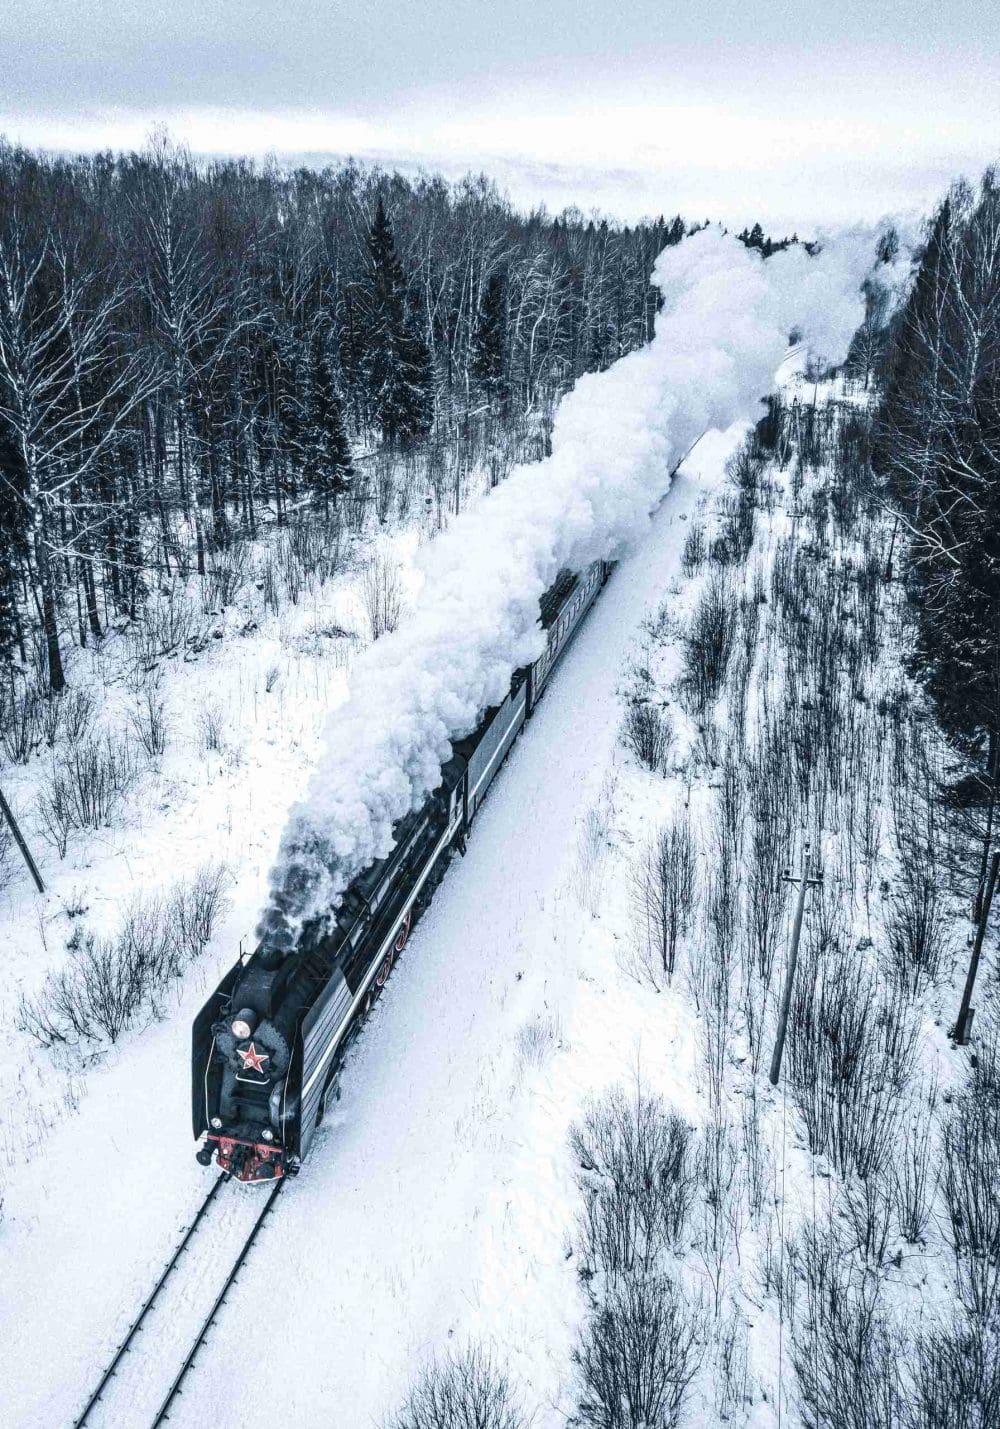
[260,226,883,945]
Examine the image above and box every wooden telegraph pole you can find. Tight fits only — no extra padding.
[769,847,822,1087]
[953,849,1000,1046]
[0,782,45,894]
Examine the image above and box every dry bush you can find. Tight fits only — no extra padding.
[514,1012,561,1068]
[696,1119,741,1314]
[943,1094,1000,1319]
[575,1274,704,1429]
[198,703,226,753]
[1,682,43,763]
[168,863,231,961]
[128,589,209,669]
[681,522,706,577]
[128,686,169,759]
[892,1092,939,1246]
[38,737,138,855]
[620,699,672,774]
[739,1091,771,1224]
[791,1224,902,1429]
[711,490,757,567]
[696,915,735,1110]
[388,1346,526,1429]
[842,1165,895,1269]
[786,945,917,1179]
[907,1317,1000,1429]
[571,1086,697,1283]
[61,686,98,743]
[627,819,697,988]
[204,539,250,610]
[679,576,737,717]
[363,549,403,640]
[17,864,231,1048]
[883,865,950,998]
[712,1304,753,1424]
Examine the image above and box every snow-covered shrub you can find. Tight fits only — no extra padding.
[203,540,250,611]
[843,1163,895,1269]
[712,1304,753,1425]
[620,699,672,775]
[198,703,226,753]
[127,589,209,670]
[514,1012,562,1068]
[388,1346,526,1429]
[711,489,757,567]
[679,576,737,718]
[576,800,613,917]
[695,1119,741,1314]
[883,864,949,998]
[128,686,169,759]
[680,522,706,577]
[17,865,231,1048]
[739,1091,771,1224]
[0,682,43,764]
[60,685,98,744]
[362,549,403,641]
[892,1095,939,1246]
[626,818,697,989]
[943,1093,1000,1320]
[908,1317,1000,1429]
[167,863,231,964]
[571,1086,696,1283]
[18,928,159,1045]
[38,736,139,855]
[279,512,343,596]
[575,1273,703,1429]
[791,1223,902,1429]
[786,943,917,1180]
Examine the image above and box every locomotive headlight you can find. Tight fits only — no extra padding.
[211,1116,223,1129]
[231,1007,258,1040]
[261,1128,274,1142]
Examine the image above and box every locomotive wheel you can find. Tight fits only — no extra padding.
[394,908,412,953]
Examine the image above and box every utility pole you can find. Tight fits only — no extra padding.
[953,849,1000,1046]
[769,847,822,1087]
[0,783,45,894]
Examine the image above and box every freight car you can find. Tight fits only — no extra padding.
[192,559,612,1181]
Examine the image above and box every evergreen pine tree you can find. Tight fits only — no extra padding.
[305,327,353,503]
[361,199,434,448]
[471,269,509,403]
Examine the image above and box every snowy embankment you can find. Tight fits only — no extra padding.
[262,227,884,945]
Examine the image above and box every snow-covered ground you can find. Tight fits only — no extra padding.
[2,426,737,1428]
[4,228,912,1428]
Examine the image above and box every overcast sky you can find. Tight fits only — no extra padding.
[4,0,998,228]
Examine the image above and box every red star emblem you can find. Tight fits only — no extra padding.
[238,1042,269,1074]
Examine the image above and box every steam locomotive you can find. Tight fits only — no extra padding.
[192,560,612,1181]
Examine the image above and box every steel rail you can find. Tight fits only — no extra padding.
[72,1173,230,1428]
[150,1175,286,1426]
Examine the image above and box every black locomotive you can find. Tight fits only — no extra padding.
[192,560,612,1181]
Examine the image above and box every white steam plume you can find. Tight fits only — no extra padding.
[260,226,883,945]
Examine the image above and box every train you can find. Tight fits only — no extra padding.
[192,559,613,1181]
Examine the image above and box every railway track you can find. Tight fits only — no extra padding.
[72,1174,285,1429]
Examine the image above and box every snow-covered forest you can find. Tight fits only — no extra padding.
[0,136,692,699]
[2,98,1000,1429]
